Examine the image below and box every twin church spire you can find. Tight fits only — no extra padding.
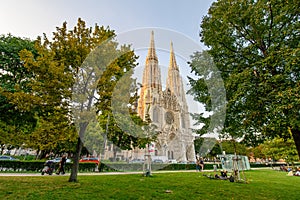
[144,31,181,95]
[138,31,184,119]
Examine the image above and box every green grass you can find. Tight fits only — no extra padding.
[0,170,299,200]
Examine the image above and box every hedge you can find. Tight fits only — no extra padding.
[2,161,298,173]
[0,161,218,172]
[250,162,300,168]
[0,160,98,172]
[98,163,218,172]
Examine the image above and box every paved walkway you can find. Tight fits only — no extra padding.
[0,170,208,176]
[0,168,273,176]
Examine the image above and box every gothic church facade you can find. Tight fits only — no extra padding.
[137,31,195,162]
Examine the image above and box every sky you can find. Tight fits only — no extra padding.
[0,0,215,47]
[1,0,217,131]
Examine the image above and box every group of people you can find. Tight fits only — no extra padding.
[279,165,300,176]
[294,168,300,176]
[280,165,292,172]
[196,156,204,171]
[214,170,228,180]
[286,166,300,176]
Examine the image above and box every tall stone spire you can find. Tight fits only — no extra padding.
[138,31,162,119]
[169,42,179,71]
[146,31,158,63]
[166,42,181,97]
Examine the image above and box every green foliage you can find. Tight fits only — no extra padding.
[193,137,204,155]
[190,0,300,157]
[260,137,299,162]
[208,142,222,157]
[247,145,266,160]
[188,51,226,136]
[96,43,156,153]
[0,35,38,147]
[24,18,149,181]
[0,34,37,90]
[17,36,78,155]
[220,140,247,155]
[83,121,105,156]
[194,137,222,157]
[0,160,96,172]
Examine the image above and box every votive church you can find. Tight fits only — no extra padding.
[104,31,196,162]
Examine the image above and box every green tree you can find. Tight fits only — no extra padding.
[190,0,300,157]
[83,120,105,157]
[220,140,248,155]
[260,137,298,162]
[247,145,266,160]
[0,35,38,148]
[208,142,222,157]
[15,34,78,158]
[194,137,222,157]
[30,19,118,182]
[28,110,77,158]
[193,137,204,155]
[36,18,150,182]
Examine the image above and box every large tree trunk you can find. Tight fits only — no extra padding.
[68,137,83,182]
[69,123,88,182]
[291,129,300,160]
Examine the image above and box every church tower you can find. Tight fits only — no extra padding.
[166,42,181,96]
[165,42,191,138]
[137,32,195,162]
[138,31,162,120]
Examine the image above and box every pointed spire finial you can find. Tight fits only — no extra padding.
[146,31,158,62]
[169,41,178,70]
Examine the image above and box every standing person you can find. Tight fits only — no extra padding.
[56,155,67,175]
[199,157,204,171]
[196,156,201,172]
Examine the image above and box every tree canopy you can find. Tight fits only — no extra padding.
[260,137,298,162]
[0,18,152,181]
[189,0,300,158]
[0,35,38,149]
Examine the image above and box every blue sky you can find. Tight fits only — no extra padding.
[1,0,217,129]
[0,0,215,46]
[0,0,215,76]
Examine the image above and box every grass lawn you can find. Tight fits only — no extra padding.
[0,170,299,200]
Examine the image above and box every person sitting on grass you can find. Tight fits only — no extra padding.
[294,167,300,176]
[280,165,292,172]
[215,170,228,180]
[220,170,228,178]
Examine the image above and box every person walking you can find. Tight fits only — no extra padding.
[56,155,67,175]
[199,157,204,171]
